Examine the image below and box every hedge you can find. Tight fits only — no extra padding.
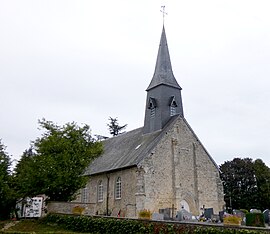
[246,213,265,227]
[40,214,269,234]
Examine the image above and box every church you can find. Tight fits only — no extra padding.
[75,26,224,218]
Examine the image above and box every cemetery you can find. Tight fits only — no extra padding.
[148,206,269,228]
[33,211,270,233]
[4,202,270,233]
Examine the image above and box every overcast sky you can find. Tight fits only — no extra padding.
[1,0,270,167]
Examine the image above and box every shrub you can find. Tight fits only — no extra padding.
[138,209,152,219]
[41,213,269,234]
[246,213,265,227]
[223,214,241,225]
[72,205,85,215]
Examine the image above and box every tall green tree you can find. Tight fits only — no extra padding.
[253,159,270,210]
[14,119,103,201]
[0,139,14,219]
[220,157,270,211]
[13,148,37,199]
[107,117,127,136]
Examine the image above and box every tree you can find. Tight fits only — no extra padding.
[253,159,270,210]
[13,148,38,199]
[14,119,103,201]
[220,157,270,211]
[107,117,127,136]
[0,140,15,219]
[220,158,258,211]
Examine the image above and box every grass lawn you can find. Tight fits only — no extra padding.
[3,219,89,233]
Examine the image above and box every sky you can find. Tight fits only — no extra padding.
[1,0,270,168]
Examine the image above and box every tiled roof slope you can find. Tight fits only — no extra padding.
[84,116,179,176]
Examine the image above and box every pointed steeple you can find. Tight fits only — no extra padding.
[143,26,184,134]
[146,26,181,91]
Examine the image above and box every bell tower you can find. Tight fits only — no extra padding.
[143,26,184,134]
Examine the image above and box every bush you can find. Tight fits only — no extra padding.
[138,209,152,219]
[72,205,85,215]
[246,213,265,227]
[42,214,145,234]
[41,213,269,234]
[223,215,241,225]
[193,227,266,234]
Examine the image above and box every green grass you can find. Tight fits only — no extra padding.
[3,219,89,233]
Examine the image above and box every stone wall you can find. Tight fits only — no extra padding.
[138,117,224,216]
[49,167,137,217]
[180,119,224,213]
[47,201,95,215]
[87,167,137,218]
[139,130,174,214]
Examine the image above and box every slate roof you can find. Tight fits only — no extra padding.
[84,115,219,176]
[84,115,179,176]
[146,26,181,91]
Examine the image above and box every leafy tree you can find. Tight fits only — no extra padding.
[220,157,270,211]
[14,119,103,201]
[107,117,127,136]
[0,140,15,219]
[13,148,37,199]
[220,158,258,211]
[253,159,270,210]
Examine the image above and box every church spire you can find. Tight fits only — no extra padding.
[146,26,181,91]
[143,26,184,134]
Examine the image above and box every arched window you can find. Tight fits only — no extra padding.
[97,180,103,202]
[115,177,121,199]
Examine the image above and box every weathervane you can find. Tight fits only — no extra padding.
[160,6,168,25]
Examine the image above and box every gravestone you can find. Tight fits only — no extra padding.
[159,208,171,220]
[204,208,213,220]
[263,209,270,224]
[211,214,220,222]
[219,211,224,222]
[175,208,192,221]
[233,209,245,218]
[152,212,164,220]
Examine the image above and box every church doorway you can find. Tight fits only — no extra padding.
[180,200,190,212]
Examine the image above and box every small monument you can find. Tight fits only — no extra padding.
[175,208,192,221]
[263,209,270,224]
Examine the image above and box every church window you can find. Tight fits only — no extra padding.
[115,177,121,199]
[148,97,157,118]
[169,96,177,116]
[81,187,89,203]
[97,180,103,202]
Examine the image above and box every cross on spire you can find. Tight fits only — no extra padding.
[160,6,168,25]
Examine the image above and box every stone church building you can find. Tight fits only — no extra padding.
[75,26,224,218]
